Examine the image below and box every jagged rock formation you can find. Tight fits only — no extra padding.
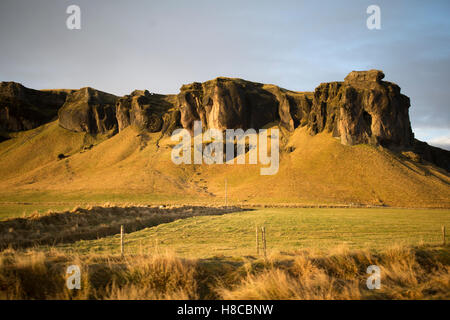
[309,70,414,148]
[1,71,415,149]
[58,88,179,135]
[179,79,276,132]
[0,82,72,132]
[173,71,448,171]
[1,71,448,171]
[116,90,179,134]
[177,78,313,133]
[270,86,313,131]
[58,87,118,134]
[177,71,413,149]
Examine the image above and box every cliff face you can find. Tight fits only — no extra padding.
[177,70,413,149]
[2,71,414,149]
[57,87,119,134]
[177,78,312,133]
[0,82,72,132]
[116,90,179,134]
[173,70,447,171]
[1,71,448,171]
[57,87,179,135]
[309,70,414,148]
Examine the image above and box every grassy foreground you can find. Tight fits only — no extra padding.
[0,206,448,299]
[0,245,448,299]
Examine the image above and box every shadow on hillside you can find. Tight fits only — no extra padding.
[0,205,249,250]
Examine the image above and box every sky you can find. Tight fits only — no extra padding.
[0,0,449,149]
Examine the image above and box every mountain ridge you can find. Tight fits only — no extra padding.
[0,70,449,208]
[1,70,448,172]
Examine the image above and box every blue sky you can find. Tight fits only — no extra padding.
[0,0,449,149]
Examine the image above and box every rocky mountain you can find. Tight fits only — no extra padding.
[0,70,448,171]
[57,87,119,134]
[309,70,413,148]
[0,82,72,133]
[175,70,447,172]
[116,90,179,135]
[177,70,413,149]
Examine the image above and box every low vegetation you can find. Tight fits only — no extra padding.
[0,245,448,300]
[0,205,448,300]
[0,205,242,250]
[55,207,450,257]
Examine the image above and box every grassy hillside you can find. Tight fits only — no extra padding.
[0,121,448,208]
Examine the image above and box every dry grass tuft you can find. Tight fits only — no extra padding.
[216,245,450,300]
[104,252,198,300]
[0,245,448,300]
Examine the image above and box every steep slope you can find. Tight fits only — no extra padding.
[0,121,108,183]
[0,71,448,207]
[0,120,448,207]
[2,71,448,171]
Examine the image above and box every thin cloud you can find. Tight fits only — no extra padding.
[428,136,450,151]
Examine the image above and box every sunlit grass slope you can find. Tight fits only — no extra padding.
[0,121,449,208]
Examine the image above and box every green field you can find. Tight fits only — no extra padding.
[53,207,450,258]
[1,206,449,300]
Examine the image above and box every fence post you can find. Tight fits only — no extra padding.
[261,226,267,259]
[442,226,446,246]
[120,225,124,256]
[256,225,259,255]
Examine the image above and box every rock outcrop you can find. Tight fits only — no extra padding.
[178,79,274,132]
[4,70,414,151]
[0,82,72,132]
[176,71,413,149]
[269,87,313,131]
[308,70,414,147]
[57,88,180,136]
[177,77,310,133]
[1,71,448,171]
[58,87,119,134]
[116,90,179,134]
